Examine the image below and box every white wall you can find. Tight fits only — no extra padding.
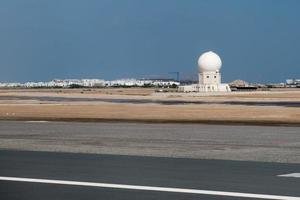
[199,71,221,85]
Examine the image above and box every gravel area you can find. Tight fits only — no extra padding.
[0,121,299,163]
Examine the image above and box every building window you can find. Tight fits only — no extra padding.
[214,76,217,78]
[206,76,209,78]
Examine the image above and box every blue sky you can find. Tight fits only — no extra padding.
[0,0,299,83]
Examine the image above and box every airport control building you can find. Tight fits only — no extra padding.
[179,51,231,92]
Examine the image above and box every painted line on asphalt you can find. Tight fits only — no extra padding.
[25,121,49,123]
[278,173,300,178]
[0,176,299,200]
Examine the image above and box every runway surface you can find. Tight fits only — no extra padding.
[1,121,300,163]
[0,150,300,200]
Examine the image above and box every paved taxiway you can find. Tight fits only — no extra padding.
[0,150,300,200]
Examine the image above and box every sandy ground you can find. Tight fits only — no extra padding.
[1,103,300,125]
[0,88,300,125]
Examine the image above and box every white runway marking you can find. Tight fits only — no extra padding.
[25,121,49,123]
[0,176,299,200]
[278,173,300,178]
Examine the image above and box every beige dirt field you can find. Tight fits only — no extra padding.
[0,88,300,125]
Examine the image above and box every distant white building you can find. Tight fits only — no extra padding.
[286,79,300,85]
[179,51,231,92]
[108,78,179,87]
[0,78,178,88]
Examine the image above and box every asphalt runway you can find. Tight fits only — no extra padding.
[0,150,300,200]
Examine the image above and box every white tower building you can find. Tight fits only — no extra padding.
[178,51,231,92]
[197,51,231,92]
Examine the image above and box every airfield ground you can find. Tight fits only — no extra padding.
[0,88,299,125]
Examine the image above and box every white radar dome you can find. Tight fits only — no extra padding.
[198,51,222,72]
